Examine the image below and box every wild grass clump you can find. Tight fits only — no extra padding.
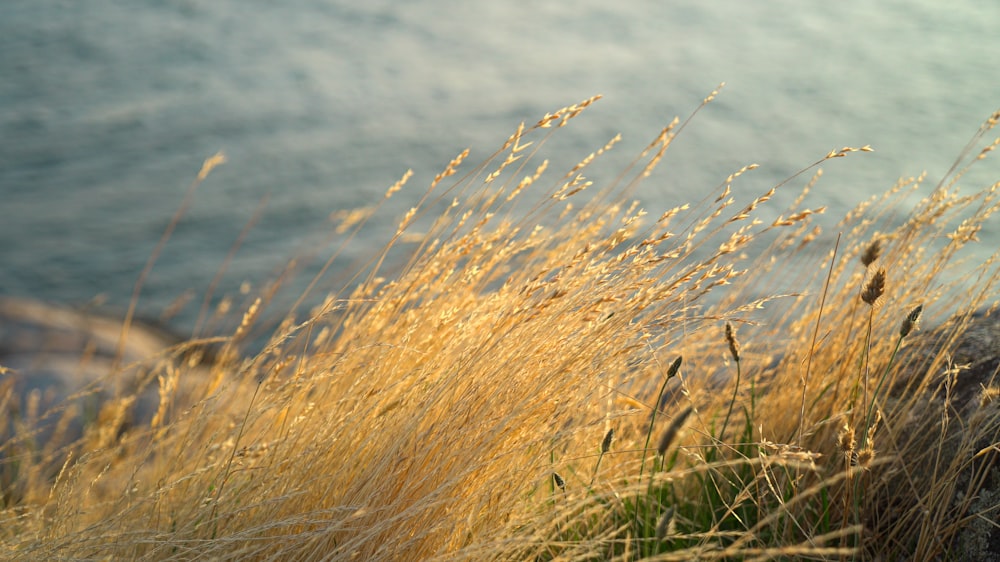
[2,93,999,560]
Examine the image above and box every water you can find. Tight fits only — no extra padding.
[2,0,998,334]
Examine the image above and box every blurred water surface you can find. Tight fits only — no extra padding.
[1,0,998,332]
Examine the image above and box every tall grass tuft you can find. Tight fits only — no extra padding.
[2,95,1000,561]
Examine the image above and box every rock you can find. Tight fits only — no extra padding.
[884,311,1000,560]
[0,297,216,496]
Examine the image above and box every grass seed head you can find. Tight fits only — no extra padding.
[838,423,856,458]
[600,428,615,454]
[899,304,924,338]
[861,239,881,267]
[656,507,676,540]
[979,386,1000,409]
[725,322,740,363]
[552,472,566,493]
[855,447,876,470]
[865,410,881,445]
[657,405,694,456]
[666,356,683,380]
[861,268,886,306]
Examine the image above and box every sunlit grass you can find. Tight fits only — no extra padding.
[2,93,999,560]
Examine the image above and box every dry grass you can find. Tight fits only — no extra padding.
[2,94,1000,561]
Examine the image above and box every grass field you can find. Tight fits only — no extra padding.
[3,92,1000,560]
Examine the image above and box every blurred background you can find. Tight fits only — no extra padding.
[2,0,998,336]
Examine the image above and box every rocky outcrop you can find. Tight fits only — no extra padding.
[0,297,217,495]
[883,311,1000,560]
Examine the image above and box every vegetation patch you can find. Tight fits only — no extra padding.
[2,91,999,560]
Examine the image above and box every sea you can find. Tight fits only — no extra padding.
[2,0,998,336]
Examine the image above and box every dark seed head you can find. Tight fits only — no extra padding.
[861,239,881,267]
[899,304,923,338]
[657,405,694,456]
[552,472,566,492]
[666,356,683,380]
[600,428,615,454]
[861,268,886,306]
[656,506,675,540]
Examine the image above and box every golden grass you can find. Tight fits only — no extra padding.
[2,95,1000,560]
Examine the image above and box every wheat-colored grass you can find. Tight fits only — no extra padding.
[2,96,999,561]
